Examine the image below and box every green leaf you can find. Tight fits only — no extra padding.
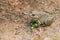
[31,23,38,29]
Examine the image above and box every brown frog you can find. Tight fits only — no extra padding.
[29,11,55,27]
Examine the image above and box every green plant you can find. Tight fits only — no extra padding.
[30,19,39,29]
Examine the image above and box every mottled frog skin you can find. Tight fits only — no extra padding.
[30,11,55,26]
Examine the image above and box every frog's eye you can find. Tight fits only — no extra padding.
[32,14,35,16]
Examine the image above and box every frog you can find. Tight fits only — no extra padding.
[29,11,55,28]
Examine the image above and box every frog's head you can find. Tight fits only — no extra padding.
[29,13,39,19]
[29,11,40,19]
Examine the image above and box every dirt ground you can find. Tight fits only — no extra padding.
[0,0,60,40]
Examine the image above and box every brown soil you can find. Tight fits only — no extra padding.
[0,0,60,40]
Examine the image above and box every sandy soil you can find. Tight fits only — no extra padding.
[0,0,60,40]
